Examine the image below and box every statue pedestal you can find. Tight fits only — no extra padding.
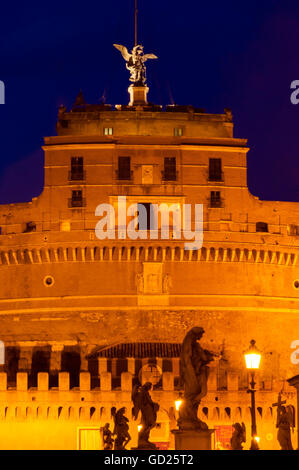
[128,85,149,106]
[171,429,215,450]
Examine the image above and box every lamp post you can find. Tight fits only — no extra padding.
[244,340,261,450]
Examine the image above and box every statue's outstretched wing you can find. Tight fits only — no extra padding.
[287,405,295,428]
[143,53,158,62]
[131,385,142,420]
[111,406,117,434]
[113,44,131,61]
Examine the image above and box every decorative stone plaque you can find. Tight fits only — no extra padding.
[142,165,153,185]
[143,262,163,294]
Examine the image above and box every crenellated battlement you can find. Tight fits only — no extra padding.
[0,371,294,424]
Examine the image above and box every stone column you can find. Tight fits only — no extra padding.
[100,372,112,391]
[17,372,28,391]
[0,373,7,390]
[121,372,132,391]
[79,345,89,372]
[287,374,299,450]
[38,372,49,391]
[156,358,163,372]
[127,358,135,375]
[80,372,90,391]
[50,344,64,383]
[172,358,180,377]
[59,372,70,391]
[98,357,107,374]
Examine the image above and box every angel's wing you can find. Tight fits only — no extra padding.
[113,44,131,61]
[143,53,158,62]
[131,385,142,420]
[287,406,295,428]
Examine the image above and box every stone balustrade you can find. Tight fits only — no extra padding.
[0,244,297,266]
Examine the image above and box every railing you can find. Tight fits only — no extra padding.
[115,170,134,181]
[208,171,224,183]
[161,170,178,182]
[68,170,86,182]
[68,198,86,209]
[0,246,297,266]
[209,197,224,208]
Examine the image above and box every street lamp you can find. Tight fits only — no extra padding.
[175,393,183,412]
[244,340,261,450]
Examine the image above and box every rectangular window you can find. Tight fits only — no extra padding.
[104,127,113,136]
[289,224,299,236]
[70,157,84,181]
[209,158,222,181]
[174,128,183,136]
[118,157,131,180]
[137,203,153,230]
[210,191,222,208]
[163,157,177,181]
[256,222,268,233]
[71,190,83,208]
[23,221,36,233]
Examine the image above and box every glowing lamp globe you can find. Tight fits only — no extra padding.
[244,340,261,370]
[175,399,183,411]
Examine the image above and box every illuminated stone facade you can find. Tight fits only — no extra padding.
[0,92,298,449]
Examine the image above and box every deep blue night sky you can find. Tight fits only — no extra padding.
[0,0,299,203]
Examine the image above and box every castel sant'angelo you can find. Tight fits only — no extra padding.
[0,36,299,450]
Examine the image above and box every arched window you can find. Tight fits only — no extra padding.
[225,407,231,419]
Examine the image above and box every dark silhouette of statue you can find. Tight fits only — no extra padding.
[178,326,215,430]
[111,407,131,450]
[101,423,114,450]
[74,89,86,107]
[276,404,295,450]
[230,422,246,450]
[57,104,67,119]
[113,44,157,86]
[132,382,159,449]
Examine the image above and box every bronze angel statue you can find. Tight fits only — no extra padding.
[276,403,295,450]
[178,326,217,430]
[101,423,114,450]
[111,407,131,450]
[230,422,246,450]
[113,44,157,86]
[132,382,159,449]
